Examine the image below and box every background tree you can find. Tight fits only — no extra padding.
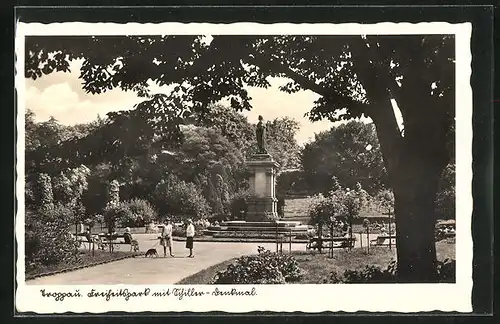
[117,198,158,228]
[258,117,301,171]
[103,179,121,233]
[26,34,455,281]
[308,193,346,244]
[36,173,54,211]
[302,121,387,195]
[153,174,211,220]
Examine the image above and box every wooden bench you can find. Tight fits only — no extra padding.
[370,235,396,246]
[306,237,355,252]
[98,233,140,252]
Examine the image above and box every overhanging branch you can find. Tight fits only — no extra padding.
[246,54,369,113]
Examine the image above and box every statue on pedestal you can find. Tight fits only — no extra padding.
[256,115,267,154]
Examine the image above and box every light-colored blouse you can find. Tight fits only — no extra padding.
[186,224,195,237]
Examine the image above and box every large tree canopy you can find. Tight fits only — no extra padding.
[26,34,455,282]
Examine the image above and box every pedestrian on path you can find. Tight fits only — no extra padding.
[186,219,195,258]
[160,219,174,257]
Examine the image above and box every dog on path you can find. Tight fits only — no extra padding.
[145,248,159,258]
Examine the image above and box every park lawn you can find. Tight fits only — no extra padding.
[177,241,455,285]
[295,241,455,284]
[292,247,396,284]
[176,258,238,285]
[26,250,139,280]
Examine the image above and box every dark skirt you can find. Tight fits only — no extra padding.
[186,236,194,249]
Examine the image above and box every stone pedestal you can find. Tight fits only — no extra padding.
[245,153,280,221]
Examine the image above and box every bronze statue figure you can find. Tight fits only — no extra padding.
[256,115,267,153]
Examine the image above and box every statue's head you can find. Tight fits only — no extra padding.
[258,115,263,121]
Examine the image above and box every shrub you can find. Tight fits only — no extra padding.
[325,259,455,283]
[436,258,456,283]
[153,175,211,220]
[103,202,133,233]
[119,198,158,228]
[37,173,54,209]
[229,190,250,220]
[171,225,204,237]
[211,246,302,284]
[308,193,347,237]
[25,205,80,272]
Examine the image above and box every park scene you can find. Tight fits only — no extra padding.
[23,34,456,285]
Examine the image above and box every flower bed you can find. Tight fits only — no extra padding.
[173,236,309,243]
[211,246,303,284]
[212,232,293,239]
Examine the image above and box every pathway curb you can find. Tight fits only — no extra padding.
[26,253,139,281]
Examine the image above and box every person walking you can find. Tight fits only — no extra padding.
[186,219,195,258]
[160,219,174,257]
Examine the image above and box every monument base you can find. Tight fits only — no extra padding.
[245,153,280,222]
[246,197,279,222]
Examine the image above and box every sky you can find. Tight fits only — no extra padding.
[25,60,378,145]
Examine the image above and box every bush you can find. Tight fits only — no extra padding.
[119,198,158,228]
[25,205,80,272]
[325,259,455,283]
[212,232,296,240]
[171,225,204,238]
[229,190,250,220]
[103,202,133,233]
[153,175,211,220]
[211,246,302,284]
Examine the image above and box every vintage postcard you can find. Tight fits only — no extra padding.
[15,21,473,313]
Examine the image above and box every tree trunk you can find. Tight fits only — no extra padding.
[393,155,443,282]
[367,94,448,282]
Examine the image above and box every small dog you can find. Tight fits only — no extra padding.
[145,248,159,258]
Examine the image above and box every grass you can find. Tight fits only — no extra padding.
[26,250,139,280]
[177,241,455,284]
[176,258,237,284]
[292,247,396,284]
[296,240,455,283]
[436,239,456,260]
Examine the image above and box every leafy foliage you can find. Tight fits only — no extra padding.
[228,189,251,220]
[25,205,79,271]
[106,180,120,208]
[153,174,211,220]
[435,163,455,220]
[118,198,158,228]
[36,173,54,209]
[374,188,395,211]
[308,193,346,233]
[103,202,132,233]
[212,246,302,284]
[302,121,387,194]
[260,117,302,171]
[325,258,455,283]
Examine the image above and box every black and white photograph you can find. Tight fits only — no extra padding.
[15,21,473,313]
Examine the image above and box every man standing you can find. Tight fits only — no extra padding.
[161,219,174,257]
[186,219,195,258]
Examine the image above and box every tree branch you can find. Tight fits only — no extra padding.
[247,54,369,112]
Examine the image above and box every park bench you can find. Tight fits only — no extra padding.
[306,236,355,252]
[98,233,140,252]
[370,235,396,246]
[75,232,98,249]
